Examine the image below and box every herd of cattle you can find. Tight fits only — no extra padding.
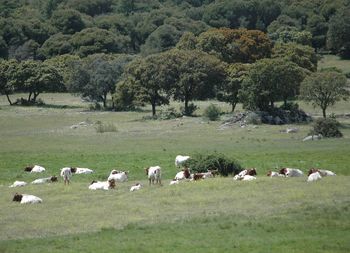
[9,155,336,204]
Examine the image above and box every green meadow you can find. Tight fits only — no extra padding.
[0,93,349,253]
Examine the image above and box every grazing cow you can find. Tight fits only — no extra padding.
[145,166,162,185]
[175,155,190,167]
[60,167,73,185]
[24,165,45,173]
[308,168,336,177]
[12,193,42,204]
[174,167,191,180]
[279,168,304,177]
[89,179,116,190]
[107,170,128,182]
[130,183,142,192]
[307,171,322,182]
[31,176,58,184]
[9,181,27,188]
[73,167,94,174]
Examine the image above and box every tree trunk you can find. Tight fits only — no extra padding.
[322,108,327,118]
[102,94,107,108]
[5,93,13,105]
[33,92,39,103]
[151,103,156,116]
[184,98,189,115]
[28,92,32,102]
[231,102,236,113]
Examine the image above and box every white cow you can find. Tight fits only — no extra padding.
[175,155,190,167]
[31,176,58,184]
[24,165,45,173]
[308,168,336,177]
[174,168,191,180]
[145,166,162,185]
[13,193,42,204]
[130,183,142,192]
[279,168,304,177]
[107,170,128,182]
[89,179,116,190]
[75,168,94,174]
[9,181,27,188]
[307,171,322,182]
[266,171,284,177]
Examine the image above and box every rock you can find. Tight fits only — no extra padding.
[303,134,322,141]
[286,127,298,133]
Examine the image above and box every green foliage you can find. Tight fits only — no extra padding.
[326,8,350,59]
[300,71,349,118]
[203,103,221,121]
[239,58,306,111]
[38,33,73,59]
[50,8,86,34]
[272,42,317,72]
[180,102,198,116]
[196,28,272,63]
[310,117,342,138]
[66,0,113,16]
[218,63,250,112]
[184,152,242,176]
[70,28,131,57]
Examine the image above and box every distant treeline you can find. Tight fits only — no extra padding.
[0,1,349,117]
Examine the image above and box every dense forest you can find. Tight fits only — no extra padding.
[0,0,349,116]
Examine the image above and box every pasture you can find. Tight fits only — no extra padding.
[0,93,350,252]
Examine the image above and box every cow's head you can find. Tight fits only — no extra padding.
[308,168,319,176]
[70,167,77,173]
[279,168,287,175]
[24,166,33,172]
[51,176,58,182]
[267,170,272,176]
[144,167,149,175]
[248,168,257,176]
[13,193,23,202]
[108,179,116,189]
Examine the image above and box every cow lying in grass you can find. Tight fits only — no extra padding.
[130,183,142,192]
[279,168,303,177]
[13,193,42,204]
[107,170,128,182]
[89,179,116,190]
[233,168,257,180]
[9,181,27,188]
[308,168,336,177]
[72,167,94,174]
[307,171,322,182]
[24,165,45,173]
[31,176,58,184]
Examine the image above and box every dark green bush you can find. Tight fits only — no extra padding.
[203,104,221,121]
[310,117,342,137]
[183,153,242,176]
[180,103,198,116]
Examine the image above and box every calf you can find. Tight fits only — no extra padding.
[130,183,142,192]
[31,176,58,184]
[234,168,257,180]
[74,167,94,174]
[9,181,27,188]
[13,193,42,204]
[145,166,162,185]
[267,171,283,177]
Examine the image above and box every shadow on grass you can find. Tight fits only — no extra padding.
[36,104,84,109]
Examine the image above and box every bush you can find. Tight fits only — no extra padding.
[95,121,117,133]
[183,153,242,176]
[245,112,262,125]
[203,104,221,121]
[310,118,342,138]
[180,103,198,116]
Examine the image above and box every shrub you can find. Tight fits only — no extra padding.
[245,112,262,125]
[180,103,198,116]
[95,121,117,133]
[203,104,221,121]
[183,153,242,176]
[310,118,342,137]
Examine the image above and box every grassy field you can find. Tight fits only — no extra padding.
[318,54,350,74]
[0,92,350,252]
